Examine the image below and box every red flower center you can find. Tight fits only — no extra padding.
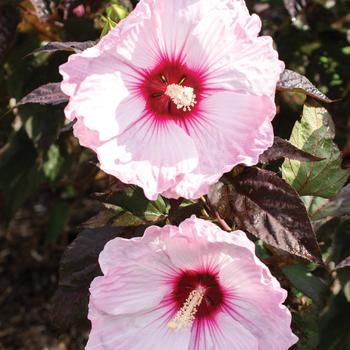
[141,59,204,118]
[172,270,225,321]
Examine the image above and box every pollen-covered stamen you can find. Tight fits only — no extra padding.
[168,287,205,331]
[165,83,197,112]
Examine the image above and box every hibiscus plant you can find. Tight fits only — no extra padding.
[1,0,350,349]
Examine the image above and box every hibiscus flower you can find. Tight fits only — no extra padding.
[87,216,298,349]
[60,0,284,200]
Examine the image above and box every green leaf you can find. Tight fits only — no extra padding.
[46,200,71,243]
[319,293,350,350]
[43,144,65,182]
[100,17,118,37]
[283,263,328,305]
[292,309,319,350]
[101,186,169,223]
[302,196,329,221]
[100,1,130,37]
[0,129,43,218]
[307,184,350,221]
[282,101,349,198]
[107,3,129,20]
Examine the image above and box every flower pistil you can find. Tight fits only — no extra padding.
[168,286,205,330]
[165,83,197,112]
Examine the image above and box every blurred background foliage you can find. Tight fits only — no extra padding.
[0,0,349,349]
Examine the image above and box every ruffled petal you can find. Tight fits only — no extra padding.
[61,53,145,141]
[72,117,102,151]
[222,276,298,349]
[160,217,255,273]
[219,250,298,350]
[87,301,191,350]
[96,116,198,200]
[90,229,178,316]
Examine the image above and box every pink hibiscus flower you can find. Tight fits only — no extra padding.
[60,0,284,200]
[87,216,298,349]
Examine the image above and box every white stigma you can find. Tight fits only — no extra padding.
[168,287,205,331]
[165,84,197,112]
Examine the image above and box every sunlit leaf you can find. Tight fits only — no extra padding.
[33,40,96,54]
[282,101,349,198]
[43,144,65,182]
[100,2,130,36]
[99,186,169,223]
[277,69,332,103]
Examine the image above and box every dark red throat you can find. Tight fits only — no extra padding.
[141,59,204,118]
[172,270,225,320]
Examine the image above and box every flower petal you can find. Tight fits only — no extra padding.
[87,301,191,350]
[190,312,258,350]
[219,254,299,349]
[72,117,101,151]
[163,91,275,199]
[61,53,146,141]
[161,217,254,272]
[91,232,176,316]
[90,271,169,317]
[96,116,198,200]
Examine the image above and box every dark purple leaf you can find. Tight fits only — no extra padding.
[33,40,96,54]
[59,118,77,134]
[277,69,333,103]
[52,225,145,329]
[259,136,324,164]
[0,6,20,63]
[283,0,310,20]
[208,167,322,263]
[336,256,350,270]
[314,184,350,220]
[17,83,68,106]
